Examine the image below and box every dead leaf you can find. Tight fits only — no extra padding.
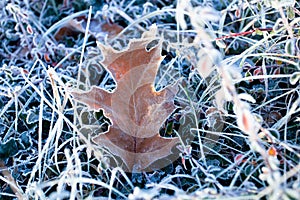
[54,16,123,41]
[71,26,180,172]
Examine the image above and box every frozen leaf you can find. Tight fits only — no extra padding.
[54,16,123,41]
[26,24,33,35]
[197,48,222,79]
[26,107,52,124]
[234,154,245,165]
[289,71,300,85]
[285,39,295,55]
[71,26,180,172]
[0,139,19,159]
[238,109,253,133]
[259,166,269,181]
[235,102,259,135]
[0,134,31,160]
[287,6,295,20]
[266,111,282,125]
[238,93,256,103]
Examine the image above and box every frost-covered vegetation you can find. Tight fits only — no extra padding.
[0,0,299,199]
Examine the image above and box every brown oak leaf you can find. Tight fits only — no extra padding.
[71,26,180,172]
